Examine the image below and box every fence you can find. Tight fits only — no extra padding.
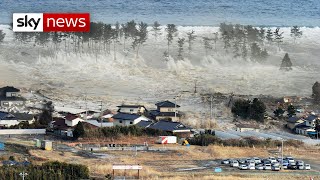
[0,129,46,135]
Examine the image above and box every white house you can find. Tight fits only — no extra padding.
[112,113,149,126]
[64,114,84,127]
[117,105,147,115]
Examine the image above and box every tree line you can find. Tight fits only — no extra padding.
[1,22,303,63]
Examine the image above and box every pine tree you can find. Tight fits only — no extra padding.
[260,48,269,62]
[274,106,285,118]
[177,37,185,60]
[274,28,284,51]
[290,26,302,43]
[152,21,161,40]
[266,28,273,43]
[287,104,296,117]
[132,22,148,58]
[312,81,320,104]
[186,30,196,55]
[73,122,85,139]
[203,37,213,56]
[222,31,231,53]
[165,24,178,56]
[250,42,261,62]
[280,53,293,70]
[212,32,219,50]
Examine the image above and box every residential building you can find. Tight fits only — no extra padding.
[147,120,191,137]
[112,112,150,126]
[150,100,181,121]
[295,124,316,136]
[0,111,35,127]
[64,114,84,127]
[117,105,147,115]
[0,86,25,107]
[304,114,319,127]
[287,116,304,130]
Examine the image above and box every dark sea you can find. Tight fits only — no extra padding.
[0,0,319,26]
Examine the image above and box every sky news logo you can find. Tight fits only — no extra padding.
[13,13,90,32]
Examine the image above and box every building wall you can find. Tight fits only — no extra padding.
[0,101,24,107]
[65,118,84,127]
[5,92,19,97]
[113,116,149,126]
[0,120,20,127]
[236,127,259,132]
[118,107,145,114]
[156,116,180,122]
[159,107,177,112]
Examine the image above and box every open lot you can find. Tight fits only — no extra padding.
[1,135,319,179]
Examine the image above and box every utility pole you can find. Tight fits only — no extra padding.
[281,138,284,170]
[85,93,88,121]
[99,101,103,127]
[210,94,213,120]
[19,171,28,180]
[174,97,177,121]
[194,80,197,93]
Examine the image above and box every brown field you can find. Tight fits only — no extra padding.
[26,143,320,180]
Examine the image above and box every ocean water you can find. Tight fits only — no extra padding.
[0,0,319,26]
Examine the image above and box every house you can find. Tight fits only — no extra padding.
[287,116,304,130]
[0,112,35,127]
[295,124,316,137]
[50,117,74,137]
[149,100,181,121]
[64,114,84,127]
[147,120,191,137]
[236,123,260,132]
[136,120,153,128]
[117,105,147,115]
[0,86,25,107]
[112,113,150,126]
[304,114,319,127]
[83,120,113,128]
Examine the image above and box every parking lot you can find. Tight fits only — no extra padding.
[220,156,312,171]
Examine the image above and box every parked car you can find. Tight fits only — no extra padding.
[305,164,311,170]
[272,165,280,171]
[282,164,288,169]
[264,164,272,170]
[254,157,261,164]
[255,164,264,170]
[238,159,246,164]
[296,160,304,166]
[248,161,255,167]
[288,164,297,170]
[272,162,280,166]
[248,165,255,170]
[297,165,304,170]
[239,164,248,170]
[221,159,230,164]
[268,157,277,163]
[262,159,271,164]
[230,160,239,167]
[286,157,295,163]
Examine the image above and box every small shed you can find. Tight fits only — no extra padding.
[41,140,53,151]
[34,139,41,148]
[236,124,259,132]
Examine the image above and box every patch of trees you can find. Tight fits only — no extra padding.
[231,98,266,122]
[0,161,89,179]
[280,53,293,70]
[80,125,171,139]
[188,135,303,148]
[0,30,5,43]
[312,81,320,104]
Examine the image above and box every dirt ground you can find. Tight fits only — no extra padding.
[1,135,320,179]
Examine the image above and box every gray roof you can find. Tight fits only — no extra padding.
[155,101,180,108]
[148,120,190,132]
[149,110,181,117]
[305,115,318,121]
[0,96,25,102]
[117,105,145,108]
[287,116,301,123]
[136,121,153,128]
[112,113,141,121]
[1,113,34,121]
[0,86,20,93]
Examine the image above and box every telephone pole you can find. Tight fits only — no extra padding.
[19,171,28,180]
[98,101,103,127]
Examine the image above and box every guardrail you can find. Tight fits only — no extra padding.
[0,129,46,135]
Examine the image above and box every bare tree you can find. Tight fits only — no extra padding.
[290,26,302,43]
[274,28,284,51]
[177,37,185,60]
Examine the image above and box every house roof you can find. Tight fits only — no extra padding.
[52,118,66,127]
[305,115,318,121]
[287,116,301,123]
[1,113,34,121]
[155,101,180,108]
[117,105,145,108]
[0,86,20,93]
[55,106,87,115]
[112,113,141,121]
[65,114,80,121]
[136,120,153,128]
[236,123,259,129]
[295,124,315,130]
[0,111,10,119]
[148,120,190,132]
[0,96,25,102]
[85,120,113,127]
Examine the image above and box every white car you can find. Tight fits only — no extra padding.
[305,164,311,170]
[264,164,272,170]
[254,157,261,164]
[239,164,248,170]
[272,165,280,171]
[268,157,277,163]
[286,157,295,163]
[256,165,264,170]
[230,160,239,167]
[248,165,255,170]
